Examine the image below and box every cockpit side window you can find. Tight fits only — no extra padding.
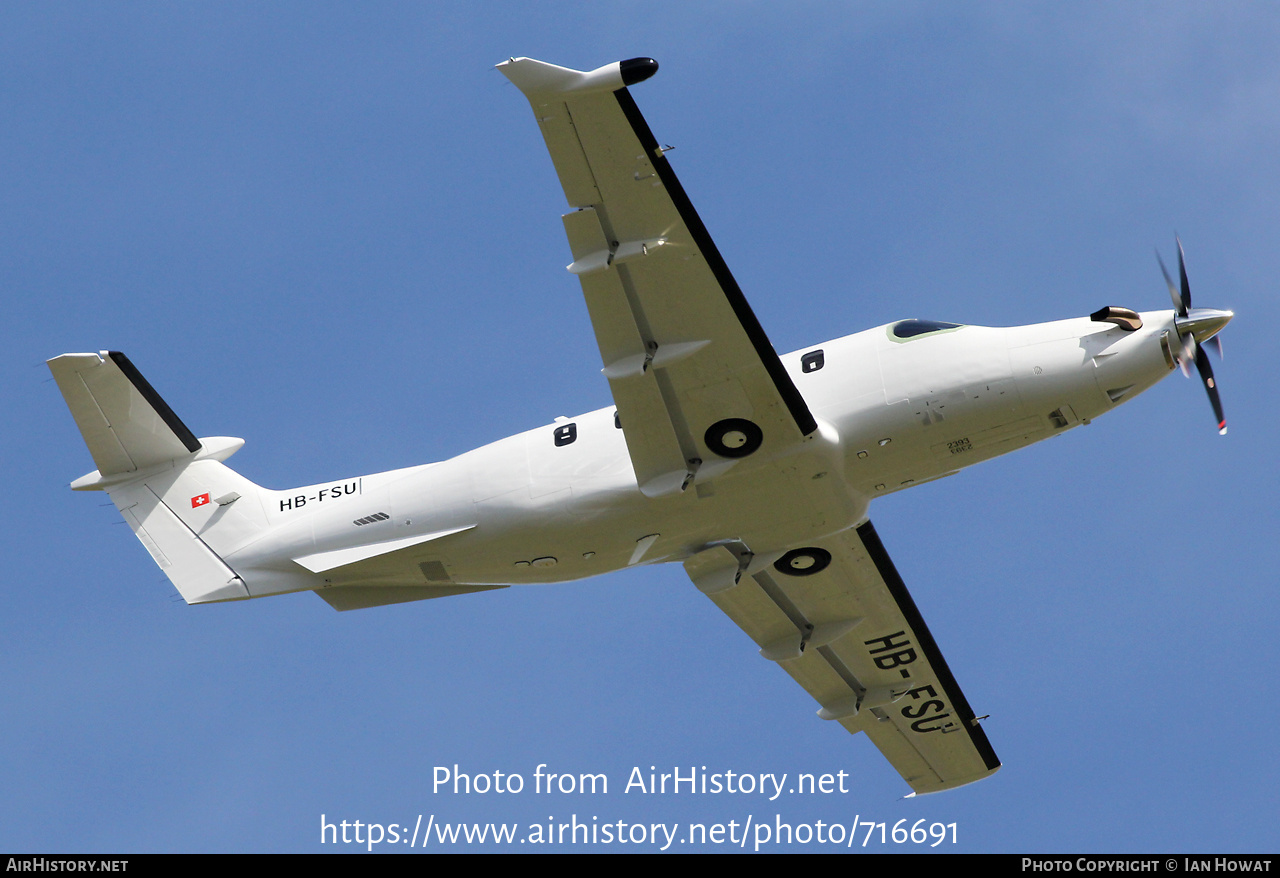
[889,319,963,341]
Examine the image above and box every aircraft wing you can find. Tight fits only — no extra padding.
[685,521,1000,795]
[499,57,816,497]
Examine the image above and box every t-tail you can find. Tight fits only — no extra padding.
[48,351,270,604]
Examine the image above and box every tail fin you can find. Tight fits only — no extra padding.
[49,351,269,604]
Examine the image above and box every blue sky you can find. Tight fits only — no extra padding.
[3,2,1277,853]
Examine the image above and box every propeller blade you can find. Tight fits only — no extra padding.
[1178,332,1195,377]
[1157,250,1186,316]
[1194,343,1227,435]
[1176,236,1192,313]
[1158,238,1227,435]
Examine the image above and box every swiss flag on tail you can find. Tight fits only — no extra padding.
[191,493,210,508]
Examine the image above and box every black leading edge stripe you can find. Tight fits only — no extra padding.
[856,520,1002,771]
[611,88,819,438]
[107,352,202,454]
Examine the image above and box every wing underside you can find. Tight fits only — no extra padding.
[500,58,815,496]
[686,521,1000,795]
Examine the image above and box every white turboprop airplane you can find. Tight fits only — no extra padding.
[49,57,1232,795]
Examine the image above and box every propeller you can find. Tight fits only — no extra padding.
[1156,238,1231,435]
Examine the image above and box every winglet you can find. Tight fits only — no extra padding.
[497,57,657,99]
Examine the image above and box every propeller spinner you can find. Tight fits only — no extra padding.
[1157,238,1232,434]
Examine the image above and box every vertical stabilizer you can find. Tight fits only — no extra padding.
[49,351,263,603]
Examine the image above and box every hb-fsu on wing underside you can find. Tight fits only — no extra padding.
[498,56,998,793]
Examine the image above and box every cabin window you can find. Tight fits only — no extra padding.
[554,423,577,446]
[801,350,825,373]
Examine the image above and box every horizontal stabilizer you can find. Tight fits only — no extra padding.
[48,352,201,478]
[293,524,476,574]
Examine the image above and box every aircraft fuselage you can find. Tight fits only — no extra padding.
[219,309,1178,598]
